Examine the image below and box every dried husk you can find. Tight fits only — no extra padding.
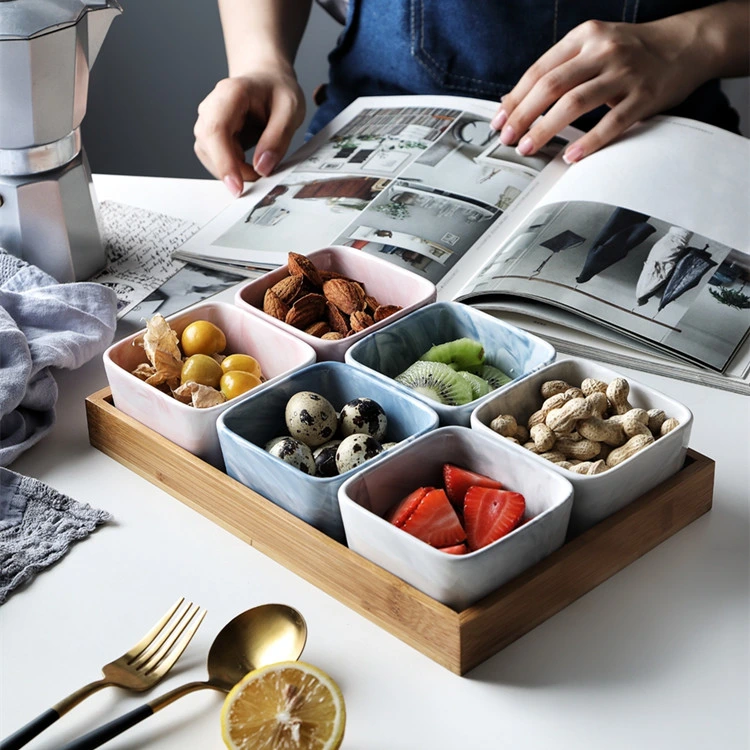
[173,381,227,408]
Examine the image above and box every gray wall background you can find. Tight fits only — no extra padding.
[84,1,341,178]
[83,1,749,179]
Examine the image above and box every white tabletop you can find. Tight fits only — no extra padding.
[1,174,748,750]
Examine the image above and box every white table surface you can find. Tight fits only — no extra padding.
[1,174,748,750]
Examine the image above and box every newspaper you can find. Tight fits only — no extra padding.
[92,201,198,317]
[91,202,245,333]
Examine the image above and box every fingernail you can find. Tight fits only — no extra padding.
[563,145,584,165]
[499,124,516,146]
[490,109,507,131]
[223,175,243,197]
[516,136,534,156]
[254,150,278,177]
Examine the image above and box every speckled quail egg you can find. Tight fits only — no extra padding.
[335,433,383,474]
[338,397,388,441]
[264,436,286,452]
[284,391,338,448]
[313,439,342,477]
[381,441,400,451]
[265,436,316,475]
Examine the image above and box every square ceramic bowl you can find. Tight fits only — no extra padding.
[103,301,316,467]
[344,301,556,426]
[234,245,437,361]
[216,361,439,541]
[337,425,574,609]
[470,357,693,536]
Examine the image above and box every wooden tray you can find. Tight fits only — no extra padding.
[86,387,714,675]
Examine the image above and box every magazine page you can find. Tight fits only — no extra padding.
[456,116,750,374]
[174,94,572,285]
[499,308,750,395]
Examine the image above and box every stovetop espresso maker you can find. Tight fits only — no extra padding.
[0,0,121,282]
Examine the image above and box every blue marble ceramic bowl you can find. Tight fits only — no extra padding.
[338,426,574,609]
[216,361,439,541]
[344,301,556,425]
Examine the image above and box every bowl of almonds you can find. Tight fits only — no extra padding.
[233,245,437,361]
[470,356,693,535]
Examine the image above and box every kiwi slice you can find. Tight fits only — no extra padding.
[456,370,491,400]
[395,360,474,406]
[467,363,512,389]
[419,337,485,369]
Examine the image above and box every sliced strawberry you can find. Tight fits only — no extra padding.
[463,487,526,551]
[439,543,469,555]
[442,463,503,507]
[386,486,433,527]
[400,488,466,548]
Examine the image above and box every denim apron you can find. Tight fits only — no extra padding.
[308,0,739,135]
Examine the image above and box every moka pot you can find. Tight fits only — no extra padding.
[0,0,121,282]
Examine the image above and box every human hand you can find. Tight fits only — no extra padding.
[490,18,710,164]
[193,69,305,196]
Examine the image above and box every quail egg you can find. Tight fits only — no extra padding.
[284,391,338,448]
[313,439,342,477]
[335,433,383,474]
[264,436,286,452]
[338,397,388,441]
[265,436,315,475]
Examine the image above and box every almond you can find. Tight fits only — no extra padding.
[319,269,348,283]
[304,320,331,338]
[374,304,402,322]
[285,293,326,329]
[325,300,350,335]
[350,310,374,333]
[263,288,289,320]
[270,274,304,304]
[364,294,380,312]
[323,278,366,315]
[287,252,323,288]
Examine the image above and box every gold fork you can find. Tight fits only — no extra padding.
[0,597,207,750]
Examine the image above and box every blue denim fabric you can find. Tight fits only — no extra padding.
[308,0,739,135]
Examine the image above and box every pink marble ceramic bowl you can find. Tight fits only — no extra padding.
[233,245,437,361]
[103,301,316,467]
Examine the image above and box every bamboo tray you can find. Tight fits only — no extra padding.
[86,387,714,675]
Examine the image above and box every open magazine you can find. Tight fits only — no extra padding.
[175,95,750,395]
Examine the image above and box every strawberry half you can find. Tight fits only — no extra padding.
[400,488,466,548]
[442,463,503,507]
[386,486,433,527]
[439,543,469,555]
[463,487,526,551]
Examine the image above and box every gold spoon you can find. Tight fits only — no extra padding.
[59,603,307,750]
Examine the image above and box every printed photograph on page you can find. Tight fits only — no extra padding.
[209,105,565,284]
[465,200,750,372]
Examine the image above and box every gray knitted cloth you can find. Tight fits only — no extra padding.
[0,248,116,605]
[0,469,111,604]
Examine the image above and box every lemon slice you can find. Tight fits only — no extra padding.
[221,661,346,750]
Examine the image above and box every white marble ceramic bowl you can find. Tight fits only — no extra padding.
[470,357,693,536]
[337,425,574,609]
[216,361,439,542]
[344,301,556,426]
[234,245,437,361]
[103,301,316,467]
